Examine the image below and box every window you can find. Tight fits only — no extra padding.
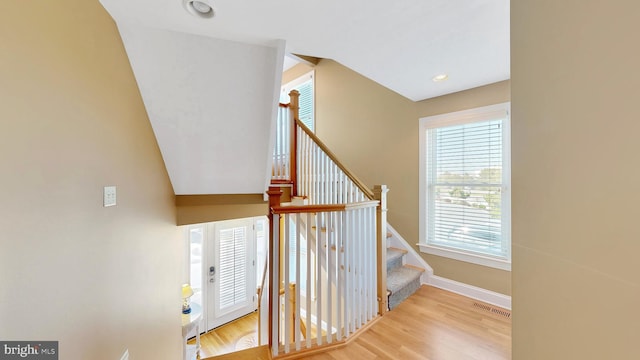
[419,103,511,270]
[281,71,314,131]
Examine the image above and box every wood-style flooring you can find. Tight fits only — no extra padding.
[305,286,511,360]
[199,285,511,360]
[189,311,259,358]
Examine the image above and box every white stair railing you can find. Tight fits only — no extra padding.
[272,104,293,181]
[269,201,378,357]
[267,90,389,357]
[297,125,369,204]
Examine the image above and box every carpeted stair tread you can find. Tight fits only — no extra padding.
[387,266,422,293]
[387,248,406,267]
[387,266,422,310]
[387,248,406,271]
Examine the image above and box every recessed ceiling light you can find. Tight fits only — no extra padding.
[183,0,215,19]
[432,74,449,82]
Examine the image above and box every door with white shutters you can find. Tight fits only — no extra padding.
[206,218,256,330]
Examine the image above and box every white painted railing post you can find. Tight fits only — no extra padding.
[374,185,389,315]
[288,90,299,195]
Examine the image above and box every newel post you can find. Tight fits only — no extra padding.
[374,185,389,315]
[288,90,299,196]
[266,186,282,349]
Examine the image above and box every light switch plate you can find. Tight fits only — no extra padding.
[104,186,117,207]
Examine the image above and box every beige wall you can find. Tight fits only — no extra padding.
[285,61,511,295]
[176,194,268,225]
[0,1,182,359]
[512,1,640,358]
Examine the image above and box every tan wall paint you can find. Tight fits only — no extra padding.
[0,1,182,359]
[176,194,268,225]
[282,63,314,85]
[512,1,640,358]
[285,60,511,295]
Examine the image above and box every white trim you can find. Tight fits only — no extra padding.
[418,243,511,271]
[420,103,509,129]
[418,102,512,269]
[428,275,511,310]
[264,39,287,201]
[386,224,433,284]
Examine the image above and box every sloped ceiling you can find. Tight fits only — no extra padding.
[100,0,509,101]
[100,0,509,195]
[117,23,283,195]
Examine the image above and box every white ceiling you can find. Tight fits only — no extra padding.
[98,0,509,195]
[100,0,510,101]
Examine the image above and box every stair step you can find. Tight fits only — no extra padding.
[386,247,407,271]
[403,263,425,273]
[387,266,423,310]
[387,266,422,293]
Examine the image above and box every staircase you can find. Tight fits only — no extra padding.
[265,90,427,358]
[386,246,424,310]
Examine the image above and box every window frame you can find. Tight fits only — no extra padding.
[418,102,511,271]
[281,70,315,132]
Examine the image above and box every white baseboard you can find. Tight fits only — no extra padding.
[428,275,511,310]
[385,223,510,310]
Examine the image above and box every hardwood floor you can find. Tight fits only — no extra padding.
[199,286,511,360]
[304,285,511,360]
[189,311,259,358]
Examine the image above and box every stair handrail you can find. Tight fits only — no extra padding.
[267,188,380,357]
[268,90,390,358]
[270,200,379,215]
[273,90,374,200]
[293,117,375,201]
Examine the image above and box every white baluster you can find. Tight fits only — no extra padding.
[326,212,333,343]
[343,209,351,337]
[356,209,365,328]
[272,214,280,357]
[305,212,312,348]
[284,214,290,353]
[336,211,344,341]
[315,212,322,346]
[295,214,301,350]
[371,206,378,318]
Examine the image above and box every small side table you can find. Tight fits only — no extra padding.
[181,303,202,360]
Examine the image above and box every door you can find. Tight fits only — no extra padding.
[207,218,257,330]
[187,225,205,310]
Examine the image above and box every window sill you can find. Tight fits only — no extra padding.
[418,243,511,271]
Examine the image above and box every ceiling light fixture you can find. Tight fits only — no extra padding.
[432,74,449,82]
[183,0,215,19]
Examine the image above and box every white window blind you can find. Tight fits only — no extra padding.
[420,103,511,269]
[218,226,248,310]
[282,71,314,131]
